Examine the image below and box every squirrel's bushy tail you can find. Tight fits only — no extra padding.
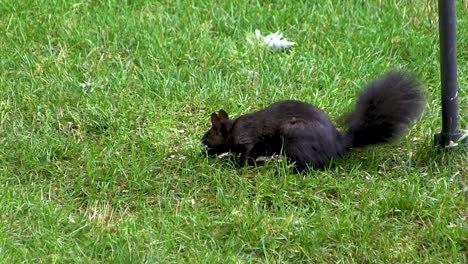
[345,71,425,148]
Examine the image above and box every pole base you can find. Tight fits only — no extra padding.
[434,129,468,147]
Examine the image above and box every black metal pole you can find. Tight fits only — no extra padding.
[434,0,466,146]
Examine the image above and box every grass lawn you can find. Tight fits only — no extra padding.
[0,0,466,262]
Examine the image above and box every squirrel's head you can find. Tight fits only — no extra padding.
[201,109,233,155]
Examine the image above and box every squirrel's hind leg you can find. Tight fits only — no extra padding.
[281,119,347,170]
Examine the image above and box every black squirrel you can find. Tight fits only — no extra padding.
[201,71,425,170]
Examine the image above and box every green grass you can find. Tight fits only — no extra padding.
[0,0,467,262]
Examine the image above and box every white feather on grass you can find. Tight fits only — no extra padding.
[247,29,295,49]
[262,32,295,49]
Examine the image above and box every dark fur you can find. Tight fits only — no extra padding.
[201,71,425,170]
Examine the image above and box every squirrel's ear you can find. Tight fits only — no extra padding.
[218,109,229,120]
[210,113,221,129]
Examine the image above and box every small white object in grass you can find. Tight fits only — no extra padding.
[68,214,76,224]
[447,222,457,228]
[446,140,458,148]
[169,154,186,160]
[191,198,195,206]
[218,152,229,159]
[248,29,295,49]
[246,29,262,45]
[247,70,259,77]
[263,32,295,49]
[255,29,262,39]
[255,154,283,162]
[79,82,92,89]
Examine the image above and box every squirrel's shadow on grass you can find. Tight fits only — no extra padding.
[200,150,359,212]
[201,143,441,178]
[201,150,352,176]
